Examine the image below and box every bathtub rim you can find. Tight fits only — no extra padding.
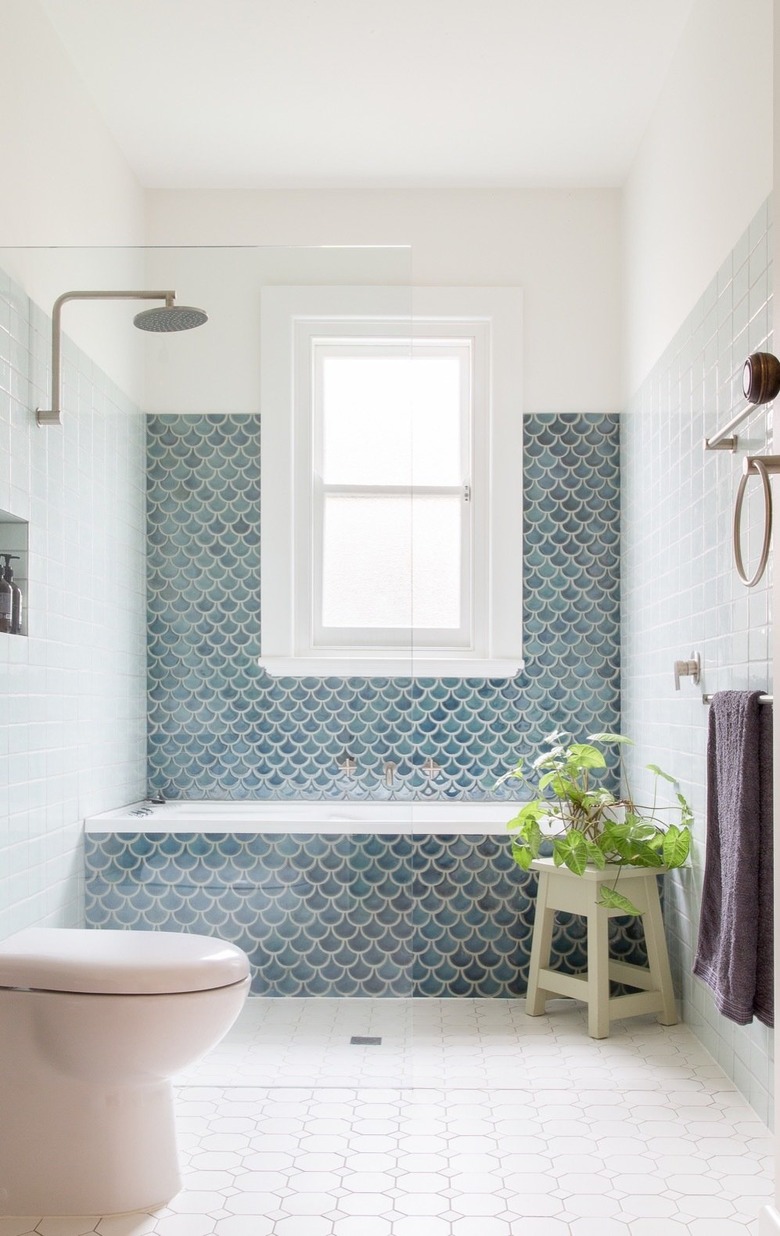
[84,799,530,836]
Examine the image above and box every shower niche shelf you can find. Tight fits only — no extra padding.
[0,510,28,637]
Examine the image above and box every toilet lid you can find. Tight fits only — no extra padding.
[0,928,250,994]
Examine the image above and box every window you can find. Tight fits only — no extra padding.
[259,287,523,677]
[314,338,472,647]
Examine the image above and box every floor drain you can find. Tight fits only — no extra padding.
[350,1035,382,1045]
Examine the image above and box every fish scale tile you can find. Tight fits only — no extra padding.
[86,832,648,998]
[146,412,621,800]
[134,411,626,995]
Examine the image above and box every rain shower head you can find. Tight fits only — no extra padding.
[134,304,208,332]
[36,289,208,426]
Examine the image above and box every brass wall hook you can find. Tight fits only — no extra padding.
[742,352,780,406]
[704,352,780,452]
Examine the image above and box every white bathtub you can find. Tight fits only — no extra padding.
[85,800,527,836]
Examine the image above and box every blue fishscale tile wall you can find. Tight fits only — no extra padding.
[146,413,621,798]
[85,831,648,997]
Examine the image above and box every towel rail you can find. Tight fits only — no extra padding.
[704,404,752,452]
[702,693,773,705]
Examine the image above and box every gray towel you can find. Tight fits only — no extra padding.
[693,690,773,1027]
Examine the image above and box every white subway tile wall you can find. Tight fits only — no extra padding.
[622,198,775,1124]
[0,267,147,939]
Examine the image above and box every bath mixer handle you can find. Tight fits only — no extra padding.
[337,752,357,776]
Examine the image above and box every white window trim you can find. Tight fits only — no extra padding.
[259,286,523,679]
[304,330,479,654]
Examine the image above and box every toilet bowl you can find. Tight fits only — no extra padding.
[0,927,250,1216]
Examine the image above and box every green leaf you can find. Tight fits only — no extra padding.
[524,815,543,855]
[602,819,631,838]
[624,820,658,842]
[587,732,635,746]
[516,799,546,825]
[539,772,584,801]
[533,747,565,770]
[595,821,628,859]
[552,830,590,875]
[646,763,677,784]
[676,792,693,828]
[537,769,560,792]
[511,842,535,871]
[585,840,607,869]
[582,789,616,807]
[624,843,665,868]
[597,886,642,915]
[662,825,691,868]
[494,757,526,789]
[600,827,635,861]
[566,744,607,770]
[506,795,543,825]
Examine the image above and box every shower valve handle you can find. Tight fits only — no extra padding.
[674,652,701,691]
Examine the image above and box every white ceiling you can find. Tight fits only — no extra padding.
[40,0,697,189]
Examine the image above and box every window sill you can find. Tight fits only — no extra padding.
[257,655,524,679]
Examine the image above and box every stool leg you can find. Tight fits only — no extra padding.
[642,876,678,1026]
[526,872,555,1016]
[586,905,611,1038]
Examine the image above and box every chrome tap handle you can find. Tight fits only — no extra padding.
[674,652,701,691]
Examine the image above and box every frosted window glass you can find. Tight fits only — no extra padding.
[321,495,462,630]
[321,354,462,486]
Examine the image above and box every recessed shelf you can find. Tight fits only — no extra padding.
[0,511,28,637]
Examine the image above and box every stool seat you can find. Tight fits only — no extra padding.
[526,858,678,1038]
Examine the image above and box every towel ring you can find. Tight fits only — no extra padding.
[733,455,774,587]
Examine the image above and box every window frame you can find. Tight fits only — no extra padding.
[259,286,523,678]
[309,335,475,650]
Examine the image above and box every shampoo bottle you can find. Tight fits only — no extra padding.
[0,559,11,634]
[1,555,21,634]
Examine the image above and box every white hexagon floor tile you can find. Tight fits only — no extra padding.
[2,999,774,1234]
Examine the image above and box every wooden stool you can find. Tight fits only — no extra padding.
[526,857,678,1039]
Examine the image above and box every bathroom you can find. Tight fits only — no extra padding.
[0,0,778,1231]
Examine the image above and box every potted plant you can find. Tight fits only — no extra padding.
[497,730,692,915]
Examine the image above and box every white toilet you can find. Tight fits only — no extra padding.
[0,927,250,1216]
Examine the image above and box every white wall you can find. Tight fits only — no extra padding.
[0,0,148,936]
[623,0,773,397]
[764,4,780,1218]
[623,199,775,1125]
[621,0,775,1123]
[144,188,622,416]
[135,243,412,416]
[0,1,143,248]
[0,0,147,402]
[0,272,147,938]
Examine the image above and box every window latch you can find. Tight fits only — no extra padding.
[463,483,472,503]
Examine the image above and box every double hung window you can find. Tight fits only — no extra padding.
[313,336,472,649]
[259,287,523,677]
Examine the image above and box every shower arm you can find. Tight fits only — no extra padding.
[36,289,176,427]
